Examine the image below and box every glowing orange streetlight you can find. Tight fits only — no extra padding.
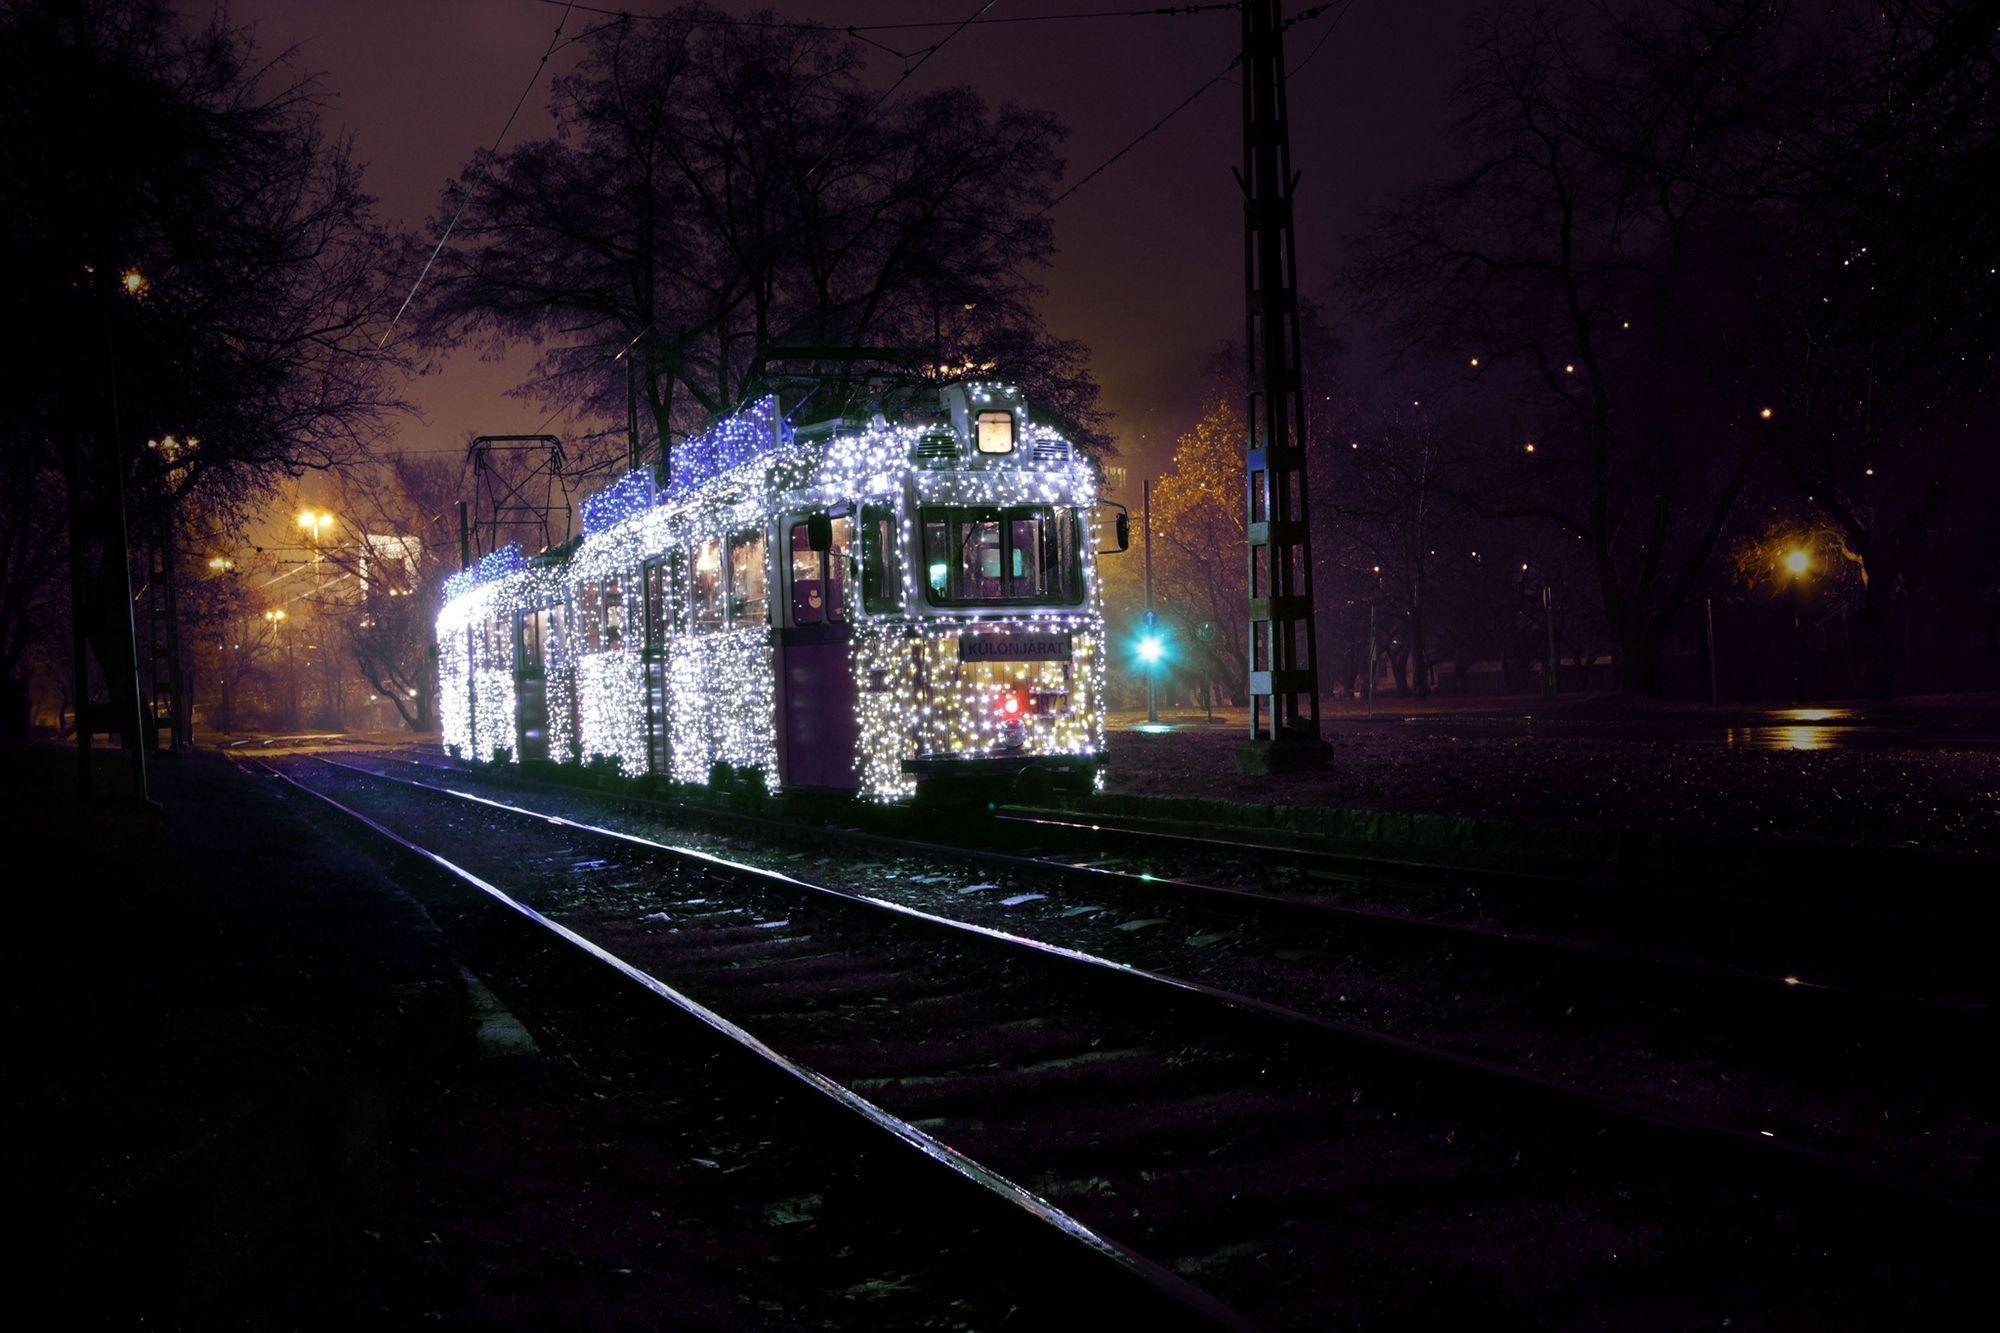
[121,269,146,296]
[1782,548,1810,702]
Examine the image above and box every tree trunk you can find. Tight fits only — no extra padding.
[1613,611,1668,695]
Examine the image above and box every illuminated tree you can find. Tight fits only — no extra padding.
[1146,398,1253,702]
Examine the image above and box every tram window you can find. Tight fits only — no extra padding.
[919,506,1085,606]
[516,609,546,673]
[826,514,851,621]
[861,506,899,614]
[602,573,626,647]
[729,529,767,626]
[790,523,822,624]
[975,410,1015,454]
[791,515,854,625]
[693,539,725,630]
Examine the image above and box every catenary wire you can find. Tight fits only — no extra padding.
[378,1,579,348]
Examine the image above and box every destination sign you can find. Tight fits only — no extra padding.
[958,632,1073,663]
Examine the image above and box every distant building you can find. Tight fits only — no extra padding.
[358,533,422,596]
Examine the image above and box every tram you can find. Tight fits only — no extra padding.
[436,381,1118,799]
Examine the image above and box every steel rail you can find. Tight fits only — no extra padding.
[310,754,2000,1231]
[993,807,1992,929]
[368,751,1985,1022]
[252,756,1258,1333]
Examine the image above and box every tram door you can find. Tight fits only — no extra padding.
[776,512,858,789]
[641,555,675,775]
[514,608,551,761]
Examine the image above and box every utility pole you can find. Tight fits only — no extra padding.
[1704,595,1719,704]
[1542,584,1557,700]
[1366,600,1376,702]
[1238,0,1325,760]
[1144,478,1157,726]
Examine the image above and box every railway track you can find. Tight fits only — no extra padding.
[249,755,1247,1330]
[983,807,1991,1001]
[356,749,1991,1190]
[376,740,1984,1012]
[271,752,1988,1329]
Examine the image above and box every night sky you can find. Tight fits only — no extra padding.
[221,0,1479,474]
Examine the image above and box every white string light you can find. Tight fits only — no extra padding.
[437,384,1108,797]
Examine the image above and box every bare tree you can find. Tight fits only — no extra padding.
[421,3,1107,460]
[0,0,412,728]
[1352,3,1784,692]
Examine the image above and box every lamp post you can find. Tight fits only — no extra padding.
[1367,565,1382,702]
[209,557,237,733]
[1542,583,1557,700]
[1783,548,1809,703]
[264,608,294,727]
[1143,478,1156,726]
[297,509,338,725]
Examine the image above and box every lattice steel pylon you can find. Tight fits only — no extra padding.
[1238,0,1324,745]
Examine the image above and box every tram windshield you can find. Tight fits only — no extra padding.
[920,506,1085,607]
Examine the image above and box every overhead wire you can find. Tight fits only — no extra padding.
[525,1,1241,33]
[1287,0,1356,76]
[378,0,580,348]
[1033,0,1351,221]
[803,0,998,180]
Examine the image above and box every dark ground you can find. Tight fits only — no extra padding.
[4,747,1112,1330]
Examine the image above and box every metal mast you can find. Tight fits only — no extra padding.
[1238,0,1324,747]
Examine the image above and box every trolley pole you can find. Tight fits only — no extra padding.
[1144,478,1157,727]
[1238,0,1326,758]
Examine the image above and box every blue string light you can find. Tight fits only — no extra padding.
[666,395,792,499]
[581,467,661,535]
[441,544,525,603]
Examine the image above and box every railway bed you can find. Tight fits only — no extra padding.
[352,749,1991,1191]
[272,753,1989,1329]
[252,756,1242,1330]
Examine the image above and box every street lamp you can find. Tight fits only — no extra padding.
[1783,548,1810,702]
[265,608,296,727]
[296,510,339,725]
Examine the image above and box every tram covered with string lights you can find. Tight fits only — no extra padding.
[435,381,1116,799]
